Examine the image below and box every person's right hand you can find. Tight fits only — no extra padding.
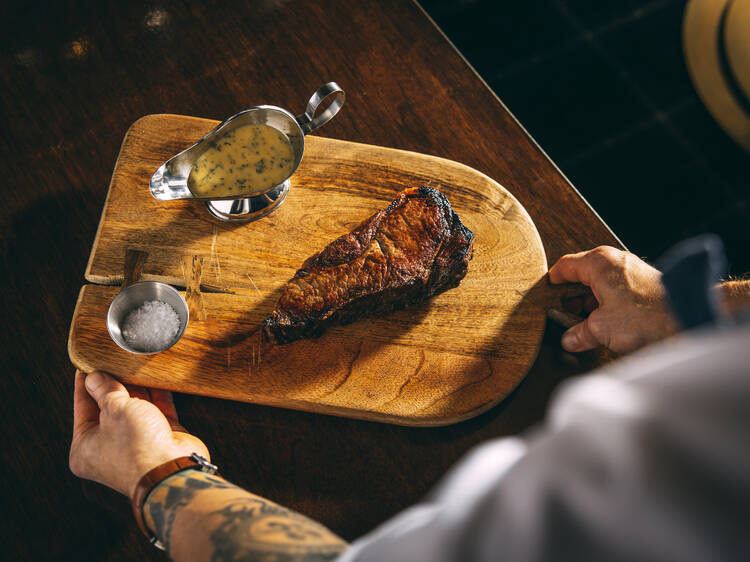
[549,246,678,354]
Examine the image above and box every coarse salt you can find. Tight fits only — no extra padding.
[121,300,181,352]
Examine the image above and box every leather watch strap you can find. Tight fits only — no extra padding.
[131,456,199,548]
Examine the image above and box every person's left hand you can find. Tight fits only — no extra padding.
[69,370,209,499]
[549,246,677,353]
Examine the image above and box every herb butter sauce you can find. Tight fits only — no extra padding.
[187,124,295,198]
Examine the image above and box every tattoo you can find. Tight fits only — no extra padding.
[143,470,347,561]
[209,499,345,562]
[145,470,235,552]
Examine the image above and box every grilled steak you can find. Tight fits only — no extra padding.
[262,186,474,344]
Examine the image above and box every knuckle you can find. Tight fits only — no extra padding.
[101,394,126,416]
[587,247,628,283]
[590,246,622,266]
[100,394,116,411]
[586,248,611,272]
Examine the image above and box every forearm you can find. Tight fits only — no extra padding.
[718,279,750,316]
[143,469,348,561]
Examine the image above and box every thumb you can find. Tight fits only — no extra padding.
[84,371,129,409]
[560,318,601,352]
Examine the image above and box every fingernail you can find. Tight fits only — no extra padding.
[85,371,104,391]
[561,331,578,351]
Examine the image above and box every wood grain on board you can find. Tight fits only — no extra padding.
[4,1,625,558]
[69,114,550,425]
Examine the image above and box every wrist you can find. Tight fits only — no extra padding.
[129,450,195,500]
[718,280,750,316]
[132,454,218,550]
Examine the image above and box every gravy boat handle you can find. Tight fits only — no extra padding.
[295,82,346,134]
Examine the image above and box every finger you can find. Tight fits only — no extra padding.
[149,388,176,416]
[560,319,601,352]
[84,371,129,410]
[149,388,183,429]
[73,370,100,434]
[548,251,595,286]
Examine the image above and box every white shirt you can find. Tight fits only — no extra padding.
[339,324,750,561]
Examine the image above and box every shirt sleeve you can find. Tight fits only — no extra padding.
[337,325,750,562]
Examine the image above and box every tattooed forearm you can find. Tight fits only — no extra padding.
[210,499,346,562]
[144,470,236,552]
[142,469,348,562]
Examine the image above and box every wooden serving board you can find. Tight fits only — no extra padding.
[68,114,550,426]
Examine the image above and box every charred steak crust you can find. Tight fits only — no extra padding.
[262,186,474,344]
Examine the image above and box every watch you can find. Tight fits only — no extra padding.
[131,453,218,550]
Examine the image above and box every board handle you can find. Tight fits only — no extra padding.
[547,307,584,329]
[542,279,592,329]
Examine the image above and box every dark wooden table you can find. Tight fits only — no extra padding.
[0,1,620,559]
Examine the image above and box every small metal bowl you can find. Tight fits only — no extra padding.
[107,281,189,355]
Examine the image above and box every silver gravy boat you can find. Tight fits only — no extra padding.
[149,82,345,222]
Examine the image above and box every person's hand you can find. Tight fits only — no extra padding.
[70,370,209,499]
[549,246,678,354]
